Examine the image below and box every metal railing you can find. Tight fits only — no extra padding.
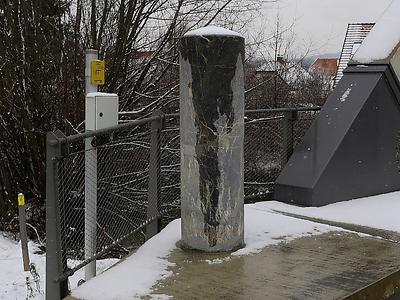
[46,107,320,298]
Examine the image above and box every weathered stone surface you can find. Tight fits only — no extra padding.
[179,30,245,251]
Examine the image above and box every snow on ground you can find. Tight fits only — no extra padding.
[72,191,400,299]
[232,205,337,256]
[0,235,45,300]
[72,205,342,300]
[3,191,399,299]
[253,191,400,233]
[0,233,117,300]
[72,219,181,300]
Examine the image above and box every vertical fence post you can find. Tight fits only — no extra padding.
[146,110,164,240]
[18,193,30,271]
[46,130,68,300]
[84,49,98,281]
[281,110,298,167]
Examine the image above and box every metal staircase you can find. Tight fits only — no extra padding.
[334,23,375,87]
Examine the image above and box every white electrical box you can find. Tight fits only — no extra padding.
[85,92,119,130]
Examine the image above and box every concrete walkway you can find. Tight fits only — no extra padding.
[69,197,400,300]
[145,231,400,300]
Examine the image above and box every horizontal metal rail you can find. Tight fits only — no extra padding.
[156,107,320,123]
[51,107,321,146]
[119,107,321,121]
[244,107,321,114]
[119,106,321,116]
[49,115,163,146]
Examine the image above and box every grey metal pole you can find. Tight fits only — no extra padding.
[84,49,98,280]
[18,193,29,271]
[180,26,245,252]
[281,110,298,167]
[146,111,164,240]
[46,131,68,299]
[85,49,98,95]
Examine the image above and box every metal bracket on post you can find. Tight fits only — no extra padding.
[281,110,298,167]
[146,110,164,240]
[46,130,68,300]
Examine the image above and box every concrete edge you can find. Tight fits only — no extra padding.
[342,269,400,300]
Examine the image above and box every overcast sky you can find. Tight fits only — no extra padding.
[257,0,392,56]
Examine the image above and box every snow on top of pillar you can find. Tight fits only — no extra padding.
[87,92,118,97]
[184,26,243,38]
[352,0,400,64]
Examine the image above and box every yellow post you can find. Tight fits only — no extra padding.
[18,193,30,271]
[18,193,25,206]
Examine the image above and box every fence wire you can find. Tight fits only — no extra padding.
[244,112,284,200]
[51,108,319,284]
[58,125,151,278]
[294,110,319,147]
[159,117,181,226]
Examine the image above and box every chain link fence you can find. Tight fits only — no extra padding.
[159,116,181,227]
[46,107,319,298]
[58,126,152,269]
[244,111,283,200]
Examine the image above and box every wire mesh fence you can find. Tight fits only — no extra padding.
[56,124,153,279]
[46,107,320,295]
[244,112,284,200]
[159,117,181,226]
[294,110,320,148]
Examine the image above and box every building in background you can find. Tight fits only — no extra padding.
[309,58,338,80]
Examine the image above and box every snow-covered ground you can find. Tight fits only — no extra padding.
[254,191,400,232]
[71,204,343,300]
[2,191,399,299]
[0,235,45,300]
[0,234,117,300]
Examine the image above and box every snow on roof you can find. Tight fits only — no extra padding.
[256,59,312,83]
[184,26,243,38]
[352,0,400,63]
[286,64,313,83]
[256,61,277,72]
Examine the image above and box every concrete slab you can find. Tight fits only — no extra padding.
[69,199,400,299]
[147,232,400,300]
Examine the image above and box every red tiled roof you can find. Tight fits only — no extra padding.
[310,58,338,77]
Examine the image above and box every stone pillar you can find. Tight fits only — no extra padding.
[179,26,245,252]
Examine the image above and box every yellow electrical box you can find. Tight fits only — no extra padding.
[18,193,25,206]
[91,60,105,85]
